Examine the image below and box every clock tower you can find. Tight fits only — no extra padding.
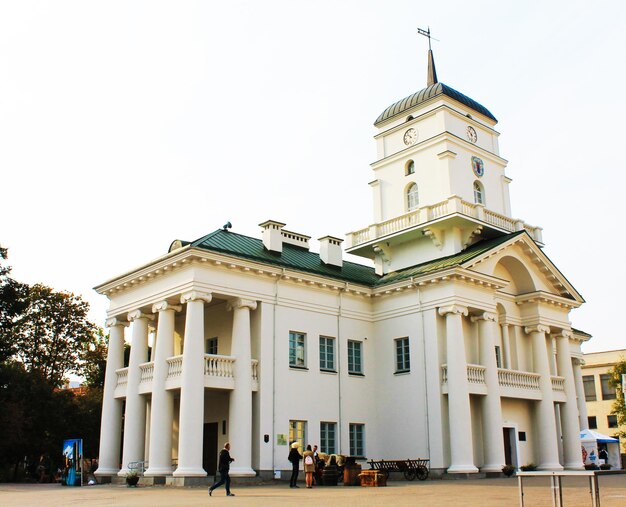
[345,48,543,275]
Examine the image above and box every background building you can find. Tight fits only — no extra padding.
[582,348,626,449]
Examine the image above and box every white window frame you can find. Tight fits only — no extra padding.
[289,331,307,368]
[473,180,484,204]
[349,423,365,457]
[289,420,307,450]
[395,337,410,373]
[347,340,363,375]
[319,336,336,372]
[206,336,218,355]
[320,421,337,454]
[407,183,419,211]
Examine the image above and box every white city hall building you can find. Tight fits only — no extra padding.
[95,50,591,483]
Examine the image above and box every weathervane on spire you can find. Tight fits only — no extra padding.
[417,26,439,86]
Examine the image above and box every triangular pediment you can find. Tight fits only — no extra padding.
[462,232,583,304]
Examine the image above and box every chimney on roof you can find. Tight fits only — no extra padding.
[318,236,343,268]
[259,220,286,253]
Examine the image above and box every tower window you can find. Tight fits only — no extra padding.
[406,160,415,175]
[407,183,419,211]
[473,181,484,205]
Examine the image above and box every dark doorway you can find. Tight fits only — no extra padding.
[503,428,514,466]
[203,423,219,476]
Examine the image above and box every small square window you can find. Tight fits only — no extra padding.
[518,431,527,442]
[206,337,218,355]
[600,374,616,400]
[588,416,598,429]
[607,415,618,428]
[289,331,306,368]
[348,340,363,375]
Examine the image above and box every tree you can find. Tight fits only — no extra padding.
[608,359,626,448]
[0,247,28,363]
[12,284,98,387]
[81,329,108,389]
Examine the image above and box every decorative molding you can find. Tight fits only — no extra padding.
[372,243,391,264]
[515,291,579,309]
[423,227,443,249]
[127,310,155,322]
[463,225,483,248]
[437,149,457,160]
[180,291,212,305]
[524,324,551,335]
[227,298,258,311]
[471,311,497,323]
[438,305,468,317]
[553,330,573,341]
[152,301,182,313]
[105,317,129,328]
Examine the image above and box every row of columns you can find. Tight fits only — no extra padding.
[438,305,583,473]
[96,291,257,478]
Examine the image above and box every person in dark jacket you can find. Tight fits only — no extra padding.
[288,442,302,488]
[209,442,235,497]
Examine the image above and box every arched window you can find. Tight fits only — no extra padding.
[473,181,485,204]
[407,183,419,211]
[406,160,415,175]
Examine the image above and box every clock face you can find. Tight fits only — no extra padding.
[471,156,484,177]
[466,126,478,143]
[403,128,418,146]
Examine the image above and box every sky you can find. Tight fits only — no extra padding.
[1,1,624,353]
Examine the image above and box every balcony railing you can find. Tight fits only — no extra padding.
[116,367,128,387]
[346,195,542,248]
[441,364,486,385]
[204,354,235,378]
[139,362,154,383]
[498,368,541,390]
[551,375,565,391]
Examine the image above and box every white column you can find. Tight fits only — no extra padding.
[572,358,589,430]
[439,305,478,473]
[173,291,212,477]
[500,323,512,370]
[556,332,584,469]
[227,298,257,477]
[118,310,154,475]
[95,318,128,476]
[472,312,506,472]
[526,324,562,471]
[145,301,181,476]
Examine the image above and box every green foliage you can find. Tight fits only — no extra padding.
[0,247,28,363]
[81,329,108,389]
[502,464,515,476]
[12,283,99,387]
[607,358,626,448]
[520,463,537,471]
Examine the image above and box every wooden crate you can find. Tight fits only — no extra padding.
[359,470,387,487]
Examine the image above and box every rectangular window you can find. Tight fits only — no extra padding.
[607,415,618,428]
[347,340,363,375]
[518,431,527,442]
[320,422,337,454]
[289,420,307,450]
[600,374,616,400]
[319,336,336,372]
[588,416,597,429]
[289,331,306,368]
[349,423,365,457]
[583,375,597,401]
[206,337,218,355]
[395,337,410,373]
[494,345,502,368]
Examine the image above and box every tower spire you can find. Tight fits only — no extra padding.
[417,26,438,86]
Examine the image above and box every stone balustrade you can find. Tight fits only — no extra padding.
[114,355,258,398]
[440,364,567,399]
[346,195,543,248]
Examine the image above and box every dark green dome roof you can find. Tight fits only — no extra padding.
[374,82,497,126]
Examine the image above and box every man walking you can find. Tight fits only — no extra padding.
[209,442,235,497]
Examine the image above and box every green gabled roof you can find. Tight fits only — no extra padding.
[184,229,525,288]
[377,231,525,285]
[189,229,380,286]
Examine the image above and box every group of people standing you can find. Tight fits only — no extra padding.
[288,442,319,488]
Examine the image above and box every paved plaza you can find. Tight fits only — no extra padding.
[1,477,626,507]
